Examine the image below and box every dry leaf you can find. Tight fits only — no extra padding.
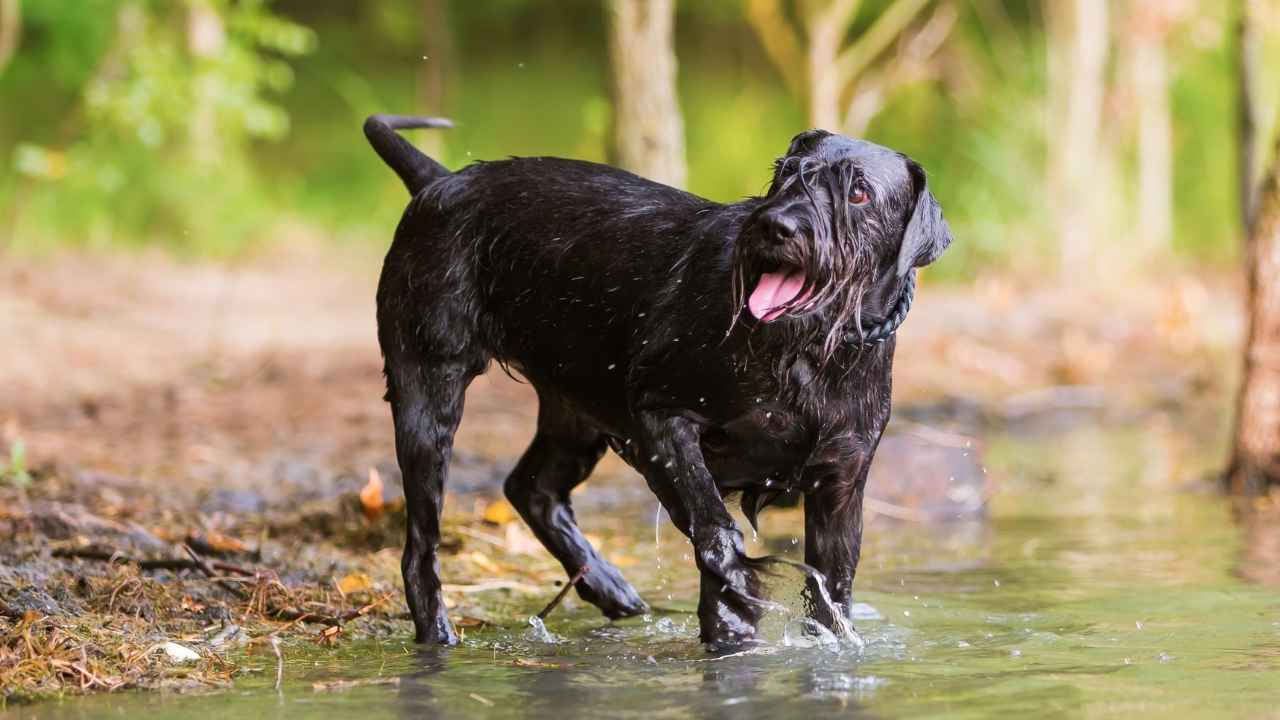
[481,498,517,525]
[503,522,544,555]
[202,531,247,554]
[360,468,384,521]
[312,677,401,692]
[317,625,343,646]
[466,550,502,574]
[337,572,373,594]
[511,657,571,669]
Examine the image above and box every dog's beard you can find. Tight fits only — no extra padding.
[730,160,878,364]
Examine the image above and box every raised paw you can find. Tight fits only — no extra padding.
[574,561,648,619]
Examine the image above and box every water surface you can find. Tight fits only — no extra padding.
[12,416,1280,718]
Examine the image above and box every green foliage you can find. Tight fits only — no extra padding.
[3,439,31,488]
[0,1,1257,270]
[5,0,314,254]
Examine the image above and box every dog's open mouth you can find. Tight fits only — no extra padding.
[748,268,812,322]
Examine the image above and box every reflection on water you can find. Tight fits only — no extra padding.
[14,416,1280,719]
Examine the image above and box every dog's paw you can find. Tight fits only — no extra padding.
[413,610,460,646]
[575,563,648,619]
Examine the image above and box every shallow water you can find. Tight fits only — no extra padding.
[12,416,1280,718]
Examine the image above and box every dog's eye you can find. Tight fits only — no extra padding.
[849,186,870,206]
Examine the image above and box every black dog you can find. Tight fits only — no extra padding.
[364,115,951,649]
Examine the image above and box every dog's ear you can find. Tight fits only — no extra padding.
[785,129,832,157]
[897,157,952,278]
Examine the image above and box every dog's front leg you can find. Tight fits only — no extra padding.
[635,413,760,650]
[802,461,870,633]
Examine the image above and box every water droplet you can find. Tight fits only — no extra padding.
[1135,621,1143,630]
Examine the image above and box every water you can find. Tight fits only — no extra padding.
[11,416,1280,718]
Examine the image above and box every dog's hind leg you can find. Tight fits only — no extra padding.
[504,396,647,619]
[385,359,479,645]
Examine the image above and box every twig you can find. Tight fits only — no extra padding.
[183,544,251,601]
[270,637,283,692]
[537,564,589,620]
[52,547,258,576]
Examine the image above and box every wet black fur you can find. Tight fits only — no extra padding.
[366,117,952,649]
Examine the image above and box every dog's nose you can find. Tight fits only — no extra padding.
[758,209,799,245]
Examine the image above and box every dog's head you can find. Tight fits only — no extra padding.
[732,129,952,356]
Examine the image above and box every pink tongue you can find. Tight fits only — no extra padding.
[748,271,808,321]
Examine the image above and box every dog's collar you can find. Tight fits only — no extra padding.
[846,270,915,346]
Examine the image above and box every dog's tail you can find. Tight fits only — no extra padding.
[363,114,454,196]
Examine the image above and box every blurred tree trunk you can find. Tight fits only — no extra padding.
[1045,0,1109,278]
[606,0,687,188]
[187,0,225,168]
[1237,0,1261,228]
[1230,132,1280,496]
[746,0,951,135]
[1129,3,1174,257]
[417,0,451,159]
[0,0,19,74]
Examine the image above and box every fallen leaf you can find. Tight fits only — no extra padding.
[503,522,544,555]
[482,498,517,525]
[317,625,343,646]
[466,550,502,574]
[200,530,247,554]
[511,657,572,669]
[337,572,373,594]
[360,468,384,521]
[160,641,201,663]
[312,677,401,692]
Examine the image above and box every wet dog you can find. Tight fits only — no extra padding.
[364,115,951,648]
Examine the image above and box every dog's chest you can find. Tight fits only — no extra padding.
[683,356,883,489]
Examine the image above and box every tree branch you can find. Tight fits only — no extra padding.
[0,0,20,74]
[834,0,932,86]
[841,1,956,133]
[746,0,806,97]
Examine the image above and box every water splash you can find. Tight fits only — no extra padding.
[523,616,564,644]
[747,555,865,652]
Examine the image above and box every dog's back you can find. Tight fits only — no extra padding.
[385,154,734,425]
